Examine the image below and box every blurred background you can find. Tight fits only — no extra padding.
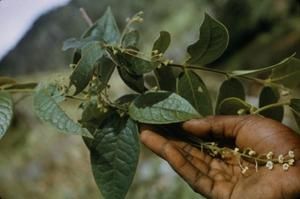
[0,0,300,198]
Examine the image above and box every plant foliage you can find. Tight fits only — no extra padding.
[1,7,300,199]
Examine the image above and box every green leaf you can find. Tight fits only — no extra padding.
[89,7,120,44]
[154,66,176,92]
[152,31,171,55]
[95,56,115,85]
[85,112,140,199]
[0,91,13,140]
[62,37,94,51]
[123,54,157,75]
[186,13,229,65]
[70,41,104,95]
[117,66,146,93]
[216,78,245,113]
[107,47,156,76]
[231,54,295,77]
[0,77,16,87]
[217,97,252,115]
[34,84,92,138]
[122,30,139,48]
[115,94,139,105]
[80,100,114,134]
[259,86,283,121]
[129,91,200,124]
[270,57,300,88]
[290,99,300,129]
[176,70,212,116]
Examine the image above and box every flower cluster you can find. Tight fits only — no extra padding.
[194,142,296,174]
[264,150,295,171]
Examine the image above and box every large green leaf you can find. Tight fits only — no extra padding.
[231,55,295,77]
[259,86,283,122]
[215,78,245,113]
[217,97,252,115]
[129,91,200,124]
[269,57,300,88]
[290,99,300,129]
[176,70,212,116]
[0,91,13,140]
[62,37,94,51]
[70,41,104,95]
[152,31,171,55]
[186,13,229,65]
[117,66,145,93]
[85,112,140,199]
[34,84,92,138]
[89,7,120,44]
[67,6,120,47]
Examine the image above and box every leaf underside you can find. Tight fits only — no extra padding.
[34,84,92,138]
[0,91,13,140]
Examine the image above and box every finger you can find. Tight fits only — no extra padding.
[172,141,212,168]
[140,129,214,197]
[182,115,252,139]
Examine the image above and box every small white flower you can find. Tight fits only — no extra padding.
[288,159,295,166]
[288,150,295,158]
[248,150,256,156]
[266,161,274,170]
[242,166,249,174]
[278,154,284,163]
[282,163,289,171]
[266,152,273,160]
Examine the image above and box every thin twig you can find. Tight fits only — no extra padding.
[80,8,93,27]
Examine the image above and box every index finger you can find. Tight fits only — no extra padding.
[182,115,252,140]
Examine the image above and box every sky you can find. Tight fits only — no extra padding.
[0,0,70,60]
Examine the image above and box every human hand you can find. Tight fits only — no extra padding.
[140,115,300,199]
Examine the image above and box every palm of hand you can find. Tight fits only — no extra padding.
[141,116,300,199]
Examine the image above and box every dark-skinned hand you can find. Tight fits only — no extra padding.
[140,115,300,199]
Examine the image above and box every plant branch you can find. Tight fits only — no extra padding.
[252,101,290,114]
[80,8,93,27]
[168,63,230,77]
[3,89,34,93]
